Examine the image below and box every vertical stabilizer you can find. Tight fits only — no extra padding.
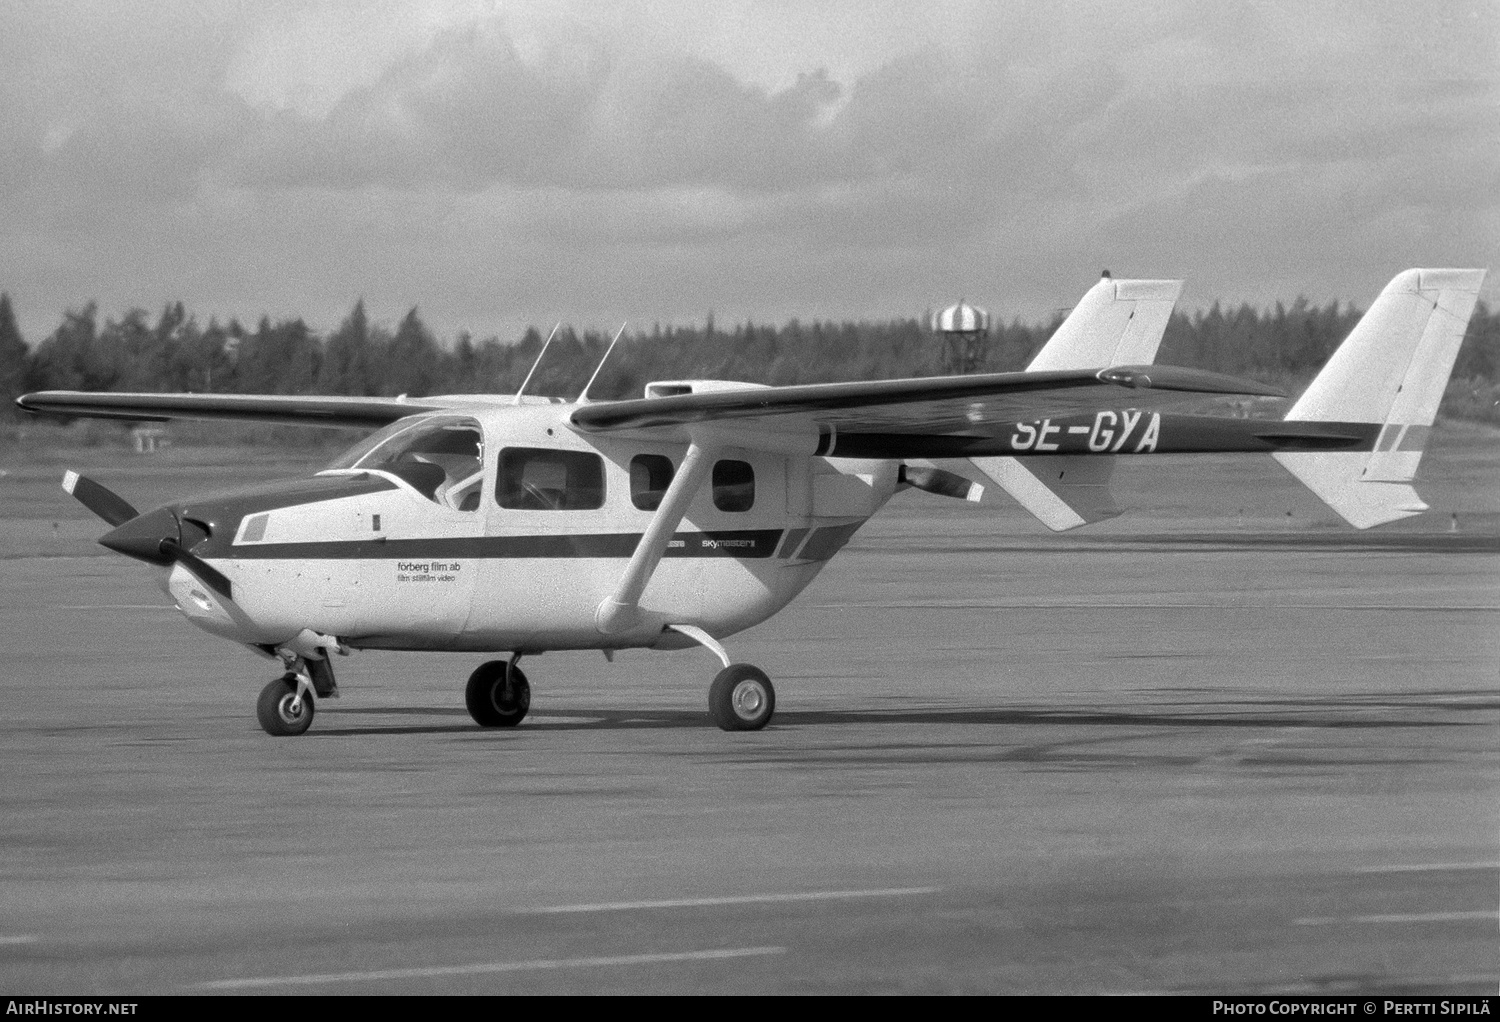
[1026,276,1183,371]
[1273,268,1486,528]
[970,275,1179,530]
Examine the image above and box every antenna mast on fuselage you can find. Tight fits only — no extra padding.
[513,323,561,405]
[577,322,628,404]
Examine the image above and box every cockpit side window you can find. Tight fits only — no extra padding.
[497,448,605,510]
[334,417,485,510]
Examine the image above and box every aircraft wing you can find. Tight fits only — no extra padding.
[570,365,1283,457]
[15,391,454,428]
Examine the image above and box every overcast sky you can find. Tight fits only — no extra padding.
[2,0,1496,344]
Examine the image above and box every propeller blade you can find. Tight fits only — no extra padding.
[899,464,984,502]
[62,470,139,526]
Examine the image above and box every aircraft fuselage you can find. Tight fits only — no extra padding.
[134,404,898,657]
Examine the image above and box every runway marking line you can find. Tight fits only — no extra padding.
[1295,911,1497,925]
[518,886,941,914]
[0,935,38,945]
[193,946,786,990]
[1356,862,1500,874]
[55,605,176,610]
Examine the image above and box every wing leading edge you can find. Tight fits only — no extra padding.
[15,391,454,429]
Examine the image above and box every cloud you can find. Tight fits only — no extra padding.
[0,0,1495,342]
[225,22,856,194]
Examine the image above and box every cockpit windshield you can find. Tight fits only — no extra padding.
[325,416,485,510]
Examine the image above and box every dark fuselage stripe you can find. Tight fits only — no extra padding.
[228,529,787,560]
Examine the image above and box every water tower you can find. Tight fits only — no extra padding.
[931,299,990,374]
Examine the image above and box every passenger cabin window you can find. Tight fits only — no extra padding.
[498,448,605,510]
[329,417,484,511]
[712,459,755,512]
[630,454,675,511]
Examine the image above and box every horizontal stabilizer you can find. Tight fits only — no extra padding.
[970,455,1119,532]
[1274,267,1485,528]
[1027,277,1183,372]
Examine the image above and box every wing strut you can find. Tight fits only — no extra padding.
[595,441,718,635]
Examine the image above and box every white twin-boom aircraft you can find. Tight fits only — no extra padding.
[16,268,1485,735]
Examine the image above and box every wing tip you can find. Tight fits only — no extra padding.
[62,470,79,495]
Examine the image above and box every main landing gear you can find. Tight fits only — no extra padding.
[465,657,531,728]
[666,624,777,732]
[458,649,776,732]
[708,664,776,731]
[460,654,775,731]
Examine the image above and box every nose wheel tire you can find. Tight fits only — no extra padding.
[465,659,531,727]
[256,675,315,736]
[708,664,775,731]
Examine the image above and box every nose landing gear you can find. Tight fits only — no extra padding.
[257,672,315,736]
[256,651,339,736]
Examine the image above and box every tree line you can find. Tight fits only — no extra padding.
[2,291,1497,424]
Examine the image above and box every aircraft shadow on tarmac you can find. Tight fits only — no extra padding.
[882,532,1500,557]
[310,693,1494,738]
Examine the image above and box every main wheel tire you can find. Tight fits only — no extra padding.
[465,660,531,727]
[708,664,775,731]
[256,675,315,736]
